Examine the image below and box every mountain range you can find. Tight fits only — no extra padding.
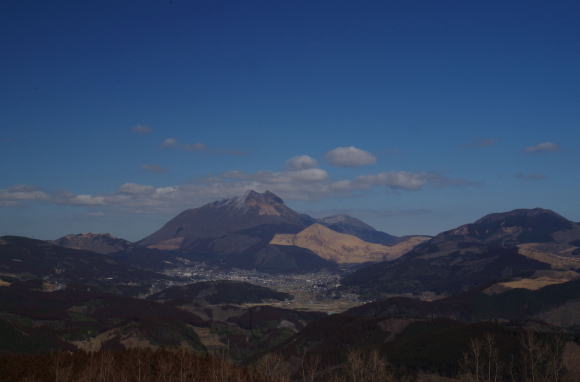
[130,190,424,272]
[35,191,580,293]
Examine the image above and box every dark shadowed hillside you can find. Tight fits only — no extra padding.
[0,236,167,296]
[147,280,292,305]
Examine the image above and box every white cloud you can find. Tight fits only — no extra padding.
[120,183,156,194]
[290,168,328,182]
[286,155,318,170]
[0,158,474,212]
[131,125,153,134]
[524,142,560,153]
[59,194,106,206]
[0,185,49,203]
[354,172,431,190]
[325,146,377,167]
[162,138,178,148]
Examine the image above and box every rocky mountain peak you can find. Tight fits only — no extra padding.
[241,190,284,209]
[215,190,286,216]
[53,233,132,254]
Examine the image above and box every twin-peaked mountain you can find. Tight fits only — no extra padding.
[135,190,424,272]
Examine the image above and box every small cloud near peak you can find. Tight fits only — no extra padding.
[325,146,376,167]
[286,155,318,170]
[162,138,178,148]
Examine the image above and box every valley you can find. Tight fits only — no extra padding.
[163,264,365,312]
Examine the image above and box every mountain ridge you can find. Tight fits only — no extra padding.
[271,223,429,264]
[342,207,580,297]
[318,214,402,245]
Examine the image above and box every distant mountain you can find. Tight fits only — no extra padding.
[139,190,310,250]
[318,214,402,245]
[148,280,292,305]
[53,233,133,254]
[270,223,429,264]
[342,208,580,297]
[0,236,166,296]
[135,191,335,273]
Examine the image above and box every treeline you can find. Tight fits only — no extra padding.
[0,349,273,382]
[1,330,579,382]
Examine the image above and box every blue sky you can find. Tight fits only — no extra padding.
[1,0,579,240]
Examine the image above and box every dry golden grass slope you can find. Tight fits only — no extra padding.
[270,224,429,264]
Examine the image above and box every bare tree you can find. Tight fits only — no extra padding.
[344,350,393,382]
[460,334,501,382]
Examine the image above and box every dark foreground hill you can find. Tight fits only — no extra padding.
[343,208,580,297]
[147,280,292,305]
[0,286,206,353]
[345,275,580,328]
[265,274,580,380]
[0,281,323,362]
[0,236,167,296]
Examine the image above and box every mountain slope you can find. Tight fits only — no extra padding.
[53,233,133,254]
[319,214,402,245]
[172,222,336,273]
[342,208,580,297]
[270,224,429,263]
[345,274,580,329]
